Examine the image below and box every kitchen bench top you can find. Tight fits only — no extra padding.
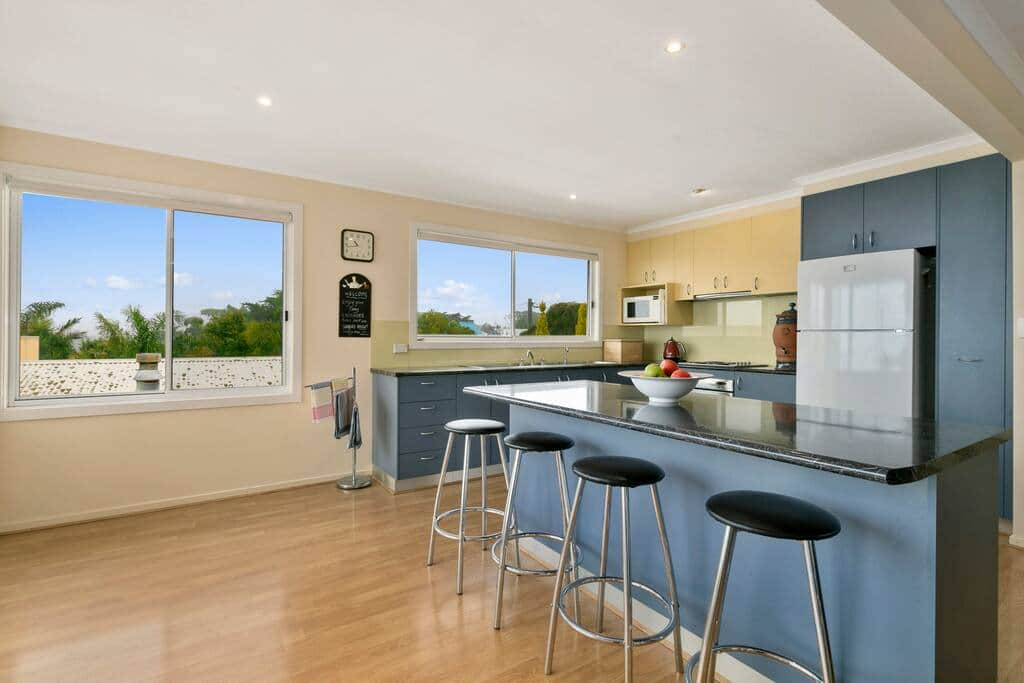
[464,380,1010,485]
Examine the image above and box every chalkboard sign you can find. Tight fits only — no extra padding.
[339,273,371,337]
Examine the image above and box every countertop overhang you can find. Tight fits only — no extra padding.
[464,380,1010,485]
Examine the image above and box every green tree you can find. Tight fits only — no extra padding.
[19,301,85,360]
[534,302,550,336]
[201,308,250,356]
[76,306,164,358]
[417,310,474,335]
[544,302,582,335]
[574,303,587,335]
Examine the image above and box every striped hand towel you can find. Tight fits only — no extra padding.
[309,381,335,423]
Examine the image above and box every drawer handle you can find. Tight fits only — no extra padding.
[419,456,436,461]
[419,431,436,436]
[419,405,437,411]
[419,381,436,386]
[956,357,983,363]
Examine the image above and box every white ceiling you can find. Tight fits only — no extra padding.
[0,1,970,230]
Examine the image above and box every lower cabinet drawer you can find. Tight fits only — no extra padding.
[399,375,457,403]
[398,399,456,428]
[398,424,450,454]
[399,449,448,479]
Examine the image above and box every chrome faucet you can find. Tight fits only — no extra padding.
[562,347,570,365]
[524,349,535,366]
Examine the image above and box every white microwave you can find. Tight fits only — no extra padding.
[622,290,665,324]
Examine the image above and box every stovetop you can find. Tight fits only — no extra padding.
[679,360,768,368]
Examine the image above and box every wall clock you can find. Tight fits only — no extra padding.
[342,229,374,262]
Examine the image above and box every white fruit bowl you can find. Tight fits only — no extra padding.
[618,370,713,405]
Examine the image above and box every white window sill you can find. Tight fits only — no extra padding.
[409,337,602,351]
[1,386,301,422]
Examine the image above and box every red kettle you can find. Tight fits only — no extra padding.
[663,337,685,362]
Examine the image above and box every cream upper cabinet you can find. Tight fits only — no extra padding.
[649,235,675,285]
[626,239,651,285]
[719,218,752,293]
[673,230,695,300]
[750,208,799,294]
[692,227,722,295]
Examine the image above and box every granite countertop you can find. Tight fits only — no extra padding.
[464,380,1010,485]
[370,361,643,377]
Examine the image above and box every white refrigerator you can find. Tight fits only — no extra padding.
[796,249,923,418]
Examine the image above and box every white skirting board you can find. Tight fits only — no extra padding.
[0,471,357,535]
[517,537,774,683]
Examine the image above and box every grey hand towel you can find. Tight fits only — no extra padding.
[347,402,363,450]
[333,386,354,438]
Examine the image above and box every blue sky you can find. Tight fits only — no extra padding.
[21,194,283,336]
[417,239,588,331]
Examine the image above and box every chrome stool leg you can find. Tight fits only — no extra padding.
[805,541,836,683]
[554,450,581,619]
[426,432,455,567]
[544,478,586,675]
[480,435,488,550]
[493,448,523,629]
[455,434,472,595]
[651,484,683,674]
[621,487,633,683]
[494,437,522,567]
[595,484,612,632]
[693,525,738,683]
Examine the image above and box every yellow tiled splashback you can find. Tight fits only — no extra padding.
[642,294,798,365]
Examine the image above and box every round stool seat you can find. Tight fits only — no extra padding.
[572,455,664,488]
[444,418,506,435]
[504,431,575,452]
[706,490,841,541]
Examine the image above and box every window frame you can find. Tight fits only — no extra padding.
[409,223,602,349]
[0,162,303,421]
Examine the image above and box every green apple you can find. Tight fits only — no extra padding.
[643,363,664,378]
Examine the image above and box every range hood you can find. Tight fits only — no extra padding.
[693,290,753,300]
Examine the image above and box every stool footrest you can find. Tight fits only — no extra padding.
[490,532,581,576]
[684,644,824,683]
[432,506,505,542]
[556,575,677,647]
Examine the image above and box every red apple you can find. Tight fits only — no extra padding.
[660,359,678,376]
[671,369,692,379]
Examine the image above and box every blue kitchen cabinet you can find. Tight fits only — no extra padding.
[864,167,937,252]
[734,371,796,403]
[937,153,1012,519]
[801,184,864,260]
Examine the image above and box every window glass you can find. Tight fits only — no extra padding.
[171,211,284,389]
[416,240,512,336]
[513,252,590,337]
[18,193,166,398]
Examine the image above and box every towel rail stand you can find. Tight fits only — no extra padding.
[308,366,371,491]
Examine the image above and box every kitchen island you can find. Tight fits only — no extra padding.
[465,380,1010,683]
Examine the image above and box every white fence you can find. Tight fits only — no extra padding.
[19,357,283,397]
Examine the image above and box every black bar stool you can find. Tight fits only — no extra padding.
[688,490,841,683]
[545,455,683,682]
[425,418,509,595]
[493,431,582,629]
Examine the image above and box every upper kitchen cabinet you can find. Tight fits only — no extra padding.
[673,230,695,300]
[750,208,799,294]
[864,168,937,252]
[693,219,752,295]
[626,239,651,285]
[625,235,674,286]
[801,184,864,260]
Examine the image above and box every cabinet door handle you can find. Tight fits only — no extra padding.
[956,357,983,363]
[753,276,760,291]
[419,381,435,386]
[419,431,436,436]
[686,283,691,295]
[419,405,437,411]
[868,230,876,248]
[643,271,649,283]
[419,455,436,461]
[714,276,719,289]
[737,376,743,390]
[651,270,656,281]
[852,233,859,250]
[723,275,729,289]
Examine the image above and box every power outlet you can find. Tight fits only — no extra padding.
[393,343,409,354]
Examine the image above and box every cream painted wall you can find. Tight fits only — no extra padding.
[0,126,628,532]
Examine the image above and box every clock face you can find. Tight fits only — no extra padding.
[342,229,374,262]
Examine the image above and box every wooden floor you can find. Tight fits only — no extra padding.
[0,480,1021,682]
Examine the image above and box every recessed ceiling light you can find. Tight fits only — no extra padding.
[665,40,684,54]
[569,194,577,200]
[256,95,273,107]
[691,187,709,196]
